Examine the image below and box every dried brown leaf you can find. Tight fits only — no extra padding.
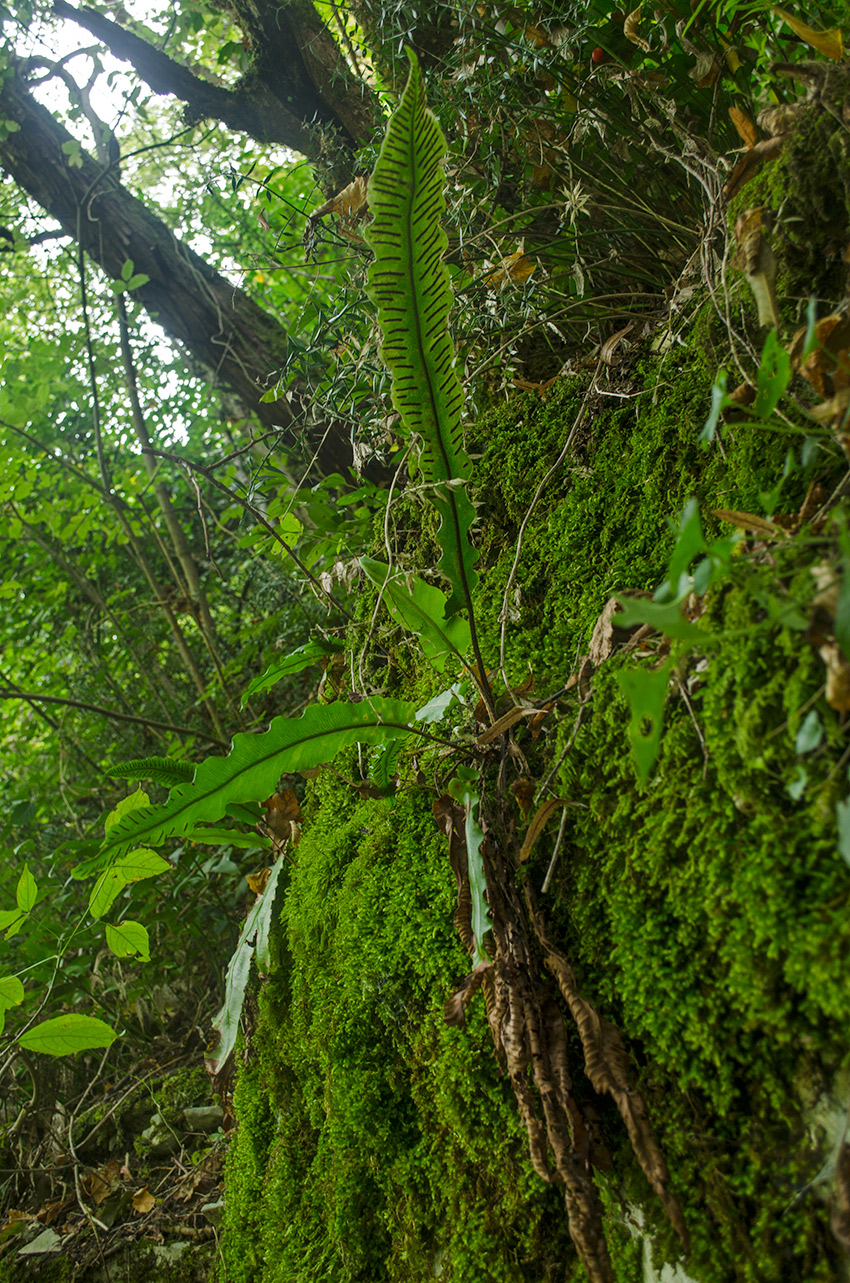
[519,798,567,863]
[723,136,787,200]
[729,106,757,149]
[774,7,843,60]
[132,1187,156,1215]
[820,642,850,711]
[443,960,493,1026]
[712,508,786,538]
[730,207,779,327]
[512,777,536,816]
[624,5,651,50]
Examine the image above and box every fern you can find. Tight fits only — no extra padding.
[365,51,478,622]
[74,699,416,876]
[105,757,195,787]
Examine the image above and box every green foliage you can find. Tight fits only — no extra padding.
[364,51,478,618]
[107,758,196,786]
[361,556,471,671]
[18,1013,117,1057]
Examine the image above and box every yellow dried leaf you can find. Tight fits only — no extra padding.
[729,106,757,149]
[485,247,537,286]
[624,5,651,51]
[246,868,270,895]
[132,1187,156,1215]
[712,508,786,538]
[774,8,844,60]
[722,41,743,73]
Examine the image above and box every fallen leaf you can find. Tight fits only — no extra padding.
[790,314,850,397]
[690,51,722,87]
[774,7,844,60]
[82,1159,122,1205]
[246,867,270,895]
[712,508,787,537]
[729,106,757,149]
[263,789,302,843]
[485,246,537,286]
[601,322,634,364]
[443,960,493,1026]
[132,1187,156,1215]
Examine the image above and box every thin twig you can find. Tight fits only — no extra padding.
[541,807,569,894]
[0,691,228,747]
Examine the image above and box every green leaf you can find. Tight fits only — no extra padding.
[448,766,493,965]
[16,864,36,912]
[80,700,416,873]
[361,557,471,670]
[105,920,150,962]
[795,710,824,755]
[0,908,26,940]
[660,499,707,601]
[19,1014,118,1056]
[616,661,671,784]
[88,848,170,919]
[105,789,150,834]
[614,597,703,641]
[754,329,792,419]
[700,371,729,444]
[837,795,850,867]
[0,976,24,1007]
[208,858,285,1072]
[415,683,463,724]
[240,639,344,707]
[364,50,478,617]
[106,757,195,787]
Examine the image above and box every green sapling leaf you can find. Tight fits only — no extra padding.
[105,920,150,962]
[16,864,36,912]
[19,1013,117,1056]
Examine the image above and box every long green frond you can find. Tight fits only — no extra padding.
[365,50,478,616]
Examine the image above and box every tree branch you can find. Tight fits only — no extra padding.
[0,690,229,747]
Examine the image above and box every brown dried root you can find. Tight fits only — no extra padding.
[440,788,688,1282]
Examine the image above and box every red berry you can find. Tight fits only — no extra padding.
[591,46,608,63]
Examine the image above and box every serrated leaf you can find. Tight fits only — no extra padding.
[240,639,344,707]
[105,920,150,961]
[16,864,36,912]
[365,51,478,617]
[19,1014,117,1056]
[106,757,195,786]
[361,557,471,670]
[80,700,416,874]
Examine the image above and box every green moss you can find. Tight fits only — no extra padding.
[220,106,850,1283]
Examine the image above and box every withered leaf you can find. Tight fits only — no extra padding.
[511,777,536,816]
[774,8,843,60]
[519,797,568,863]
[723,136,787,200]
[246,867,270,895]
[730,207,779,327]
[729,106,757,149]
[132,1187,156,1215]
[443,960,493,1026]
[820,642,850,711]
[624,5,651,51]
[712,508,786,538]
[485,245,537,286]
[790,314,850,398]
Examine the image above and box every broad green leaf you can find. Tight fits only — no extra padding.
[361,557,472,670]
[106,757,195,787]
[365,51,478,617]
[448,766,493,965]
[0,908,26,939]
[415,683,463,724]
[795,710,824,756]
[16,864,36,912]
[105,920,150,961]
[661,500,706,601]
[0,976,24,1007]
[208,858,285,1072]
[241,639,344,707]
[19,1013,117,1056]
[80,700,416,872]
[89,848,170,918]
[614,597,703,641]
[616,661,671,784]
[105,789,150,834]
[754,329,792,419]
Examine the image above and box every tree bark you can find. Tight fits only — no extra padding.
[53,0,378,171]
[0,61,355,476]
